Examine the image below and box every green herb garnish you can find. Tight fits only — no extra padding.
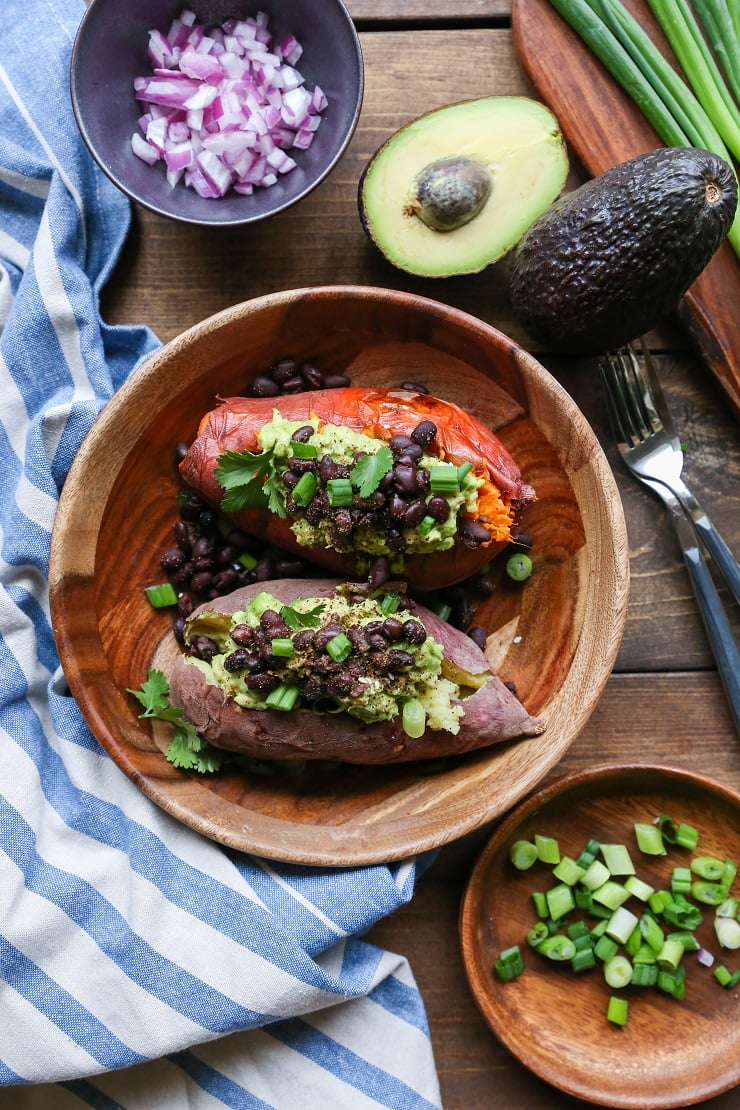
[280,602,325,629]
[215,446,287,518]
[128,669,224,773]
[350,443,393,497]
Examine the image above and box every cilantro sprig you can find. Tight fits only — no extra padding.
[128,669,224,774]
[215,446,287,518]
[350,443,393,497]
[280,602,325,629]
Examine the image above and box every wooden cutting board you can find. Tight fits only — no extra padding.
[512,0,740,417]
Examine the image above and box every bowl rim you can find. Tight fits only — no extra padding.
[49,284,631,864]
[69,0,365,226]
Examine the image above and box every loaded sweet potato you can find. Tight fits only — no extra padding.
[168,578,544,765]
[179,386,535,589]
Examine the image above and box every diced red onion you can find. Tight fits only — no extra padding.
[696,947,715,967]
[130,8,328,199]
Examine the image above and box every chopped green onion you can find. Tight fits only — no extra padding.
[538,934,577,961]
[494,944,525,981]
[668,930,700,952]
[713,963,733,987]
[716,897,739,919]
[632,962,658,986]
[326,478,353,507]
[675,822,700,851]
[593,880,630,910]
[429,464,460,495]
[380,593,401,614]
[624,874,655,901]
[601,843,635,875]
[145,582,178,608]
[594,935,619,962]
[402,698,426,739]
[506,552,533,582]
[656,937,685,970]
[264,683,300,711]
[691,856,729,882]
[546,883,575,921]
[581,859,611,891]
[553,856,587,885]
[571,947,596,972]
[635,822,666,855]
[509,839,539,870]
[663,898,703,930]
[415,515,437,536]
[639,913,665,953]
[291,441,317,459]
[607,995,629,1026]
[325,632,352,662]
[532,891,549,918]
[657,963,686,999]
[692,880,731,905]
[575,887,594,911]
[534,834,560,864]
[577,837,601,866]
[434,601,452,621]
[238,552,258,571]
[648,889,672,915]
[457,461,473,483]
[604,954,633,988]
[671,867,693,895]
[527,921,551,948]
[291,471,317,507]
[714,916,740,949]
[633,943,658,965]
[606,906,639,945]
[567,919,591,940]
[270,637,294,658]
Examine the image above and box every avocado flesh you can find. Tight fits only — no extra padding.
[358,97,569,278]
[509,146,738,353]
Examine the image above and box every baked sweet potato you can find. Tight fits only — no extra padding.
[168,578,544,765]
[179,387,535,589]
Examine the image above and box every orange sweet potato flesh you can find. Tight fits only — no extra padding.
[180,387,535,589]
[168,579,545,765]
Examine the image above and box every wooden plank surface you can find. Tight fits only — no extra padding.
[96,13,740,1110]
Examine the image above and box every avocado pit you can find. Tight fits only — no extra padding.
[407,156,492,232]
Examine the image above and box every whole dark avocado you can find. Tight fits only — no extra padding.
[508,147,738,353]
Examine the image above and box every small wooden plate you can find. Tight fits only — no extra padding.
[460,763,740,1108]
[49,286,629,865]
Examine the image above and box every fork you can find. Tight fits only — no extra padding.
[600,343,740,734]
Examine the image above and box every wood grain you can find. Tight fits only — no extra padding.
[512,0,740,417]
[49,287,628,865]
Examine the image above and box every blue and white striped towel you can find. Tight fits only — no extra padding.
[0,2,442,1105]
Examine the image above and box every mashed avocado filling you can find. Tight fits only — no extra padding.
[183,587,488,736]
[257,412,491,557]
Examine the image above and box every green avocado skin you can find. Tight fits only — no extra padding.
[508,147,738,353]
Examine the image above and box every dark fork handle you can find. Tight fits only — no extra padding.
[672,484,740,607]
[665,496,740,736]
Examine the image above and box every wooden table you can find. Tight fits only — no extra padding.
[102,4,740,1107]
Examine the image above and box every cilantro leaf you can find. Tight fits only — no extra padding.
[350,444,393,498]
[213,447,287,519]
[127,669,182,722]
[165,722,224,774]
[128,669,224,773]
[280,602,326,629]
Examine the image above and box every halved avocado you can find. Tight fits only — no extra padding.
[358,97,569,278]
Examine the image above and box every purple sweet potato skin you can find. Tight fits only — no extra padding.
[168,579,544,764]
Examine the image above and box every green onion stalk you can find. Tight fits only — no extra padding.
[546,0,740,258]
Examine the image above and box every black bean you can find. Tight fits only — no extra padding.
[451,600,477,629]
[271,358,297,383]
[245,672,280,693]
[402,619,427,644]
[189,570,214,593]
[427,495,451,523]
[322,373,351,390]
[260,608,284,629]
[280,375,305,394]
[400,380,429,394]
[291,424,315,443]
[333,509,354,536]
[171,560,196,586]
[381,617,403,641]
[411,420,437,448]
[212,568,238,593]
[191,535,213,560]
[369,555,391,587]
[393,463,419,495]
[287,456,317,474]
[388,493,408,520]
[293,629,315,650]
[468,625,488,651]
[475,574,495,597]
[189,635,219,660]
[254,558,274,581]
[231,623,254,646]
[174,520,194,553]
[224,529,252,550]
[318,454,337,483]
[282,470,300,490]
[404,500,428,528]
[223,648,253,673]
[301,674,324,701]
[387,649,414,670]
[510,529,534,550]
[389,434,414,456]
[387,529,406,553]
[160,547,186,573]
[198,508,217,533]
[460,519,491,548]
[249,375,281,397]
[179,494,205,522]
[274,557,308,577]
[416,467,431,493]
[177,593,194,617]
[173,617,187,644]
[326,672,354,697]
[314,622,344,650]
[174,442,189,463]
[299,362,323,389]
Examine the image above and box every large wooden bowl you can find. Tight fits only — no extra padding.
[49,286,629,865]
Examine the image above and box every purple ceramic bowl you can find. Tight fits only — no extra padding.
[70,0,363,226]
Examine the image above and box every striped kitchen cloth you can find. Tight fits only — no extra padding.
[0,2,442,1106]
